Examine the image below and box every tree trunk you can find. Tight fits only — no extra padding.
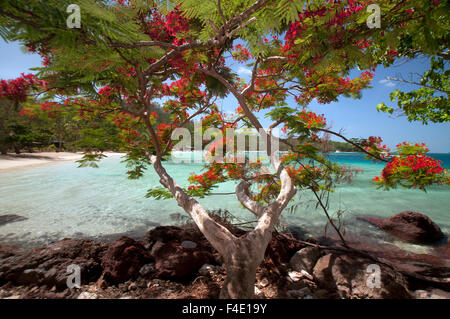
[146,102,297,296]
[220,238,264,298]
[221,257,259,298]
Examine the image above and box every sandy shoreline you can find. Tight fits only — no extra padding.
[0,152,124,171]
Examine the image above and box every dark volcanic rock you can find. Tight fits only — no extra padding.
[0,214,28,226]
[145,225,216,279]
[313,253,411,299]
[366,242,450,291]
[0,239,107,288]
[145,226,187,244]
[145,223,306,278]
[101,236,152,284]
[154,241,214,279]
[358,211,445,244]
[144,217,246,250]
[144,224,226,266]
[317,231,450,291]
[0,244,22,259]
[144,218,311,278]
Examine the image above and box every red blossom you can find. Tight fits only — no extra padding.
[0,74,42,103]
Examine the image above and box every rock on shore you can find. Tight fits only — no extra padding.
[0,239,107,288]
[358,211,445,244]
[0,216,448,299]
[101,237,152,284]
[312,253,411,299]
[0,214,28,226]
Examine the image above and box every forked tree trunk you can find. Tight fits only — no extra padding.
[146,67,296,297]
[148,150,295,298]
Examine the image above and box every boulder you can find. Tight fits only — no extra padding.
[154,241,214,279]
[0,214,27,226]
[313,253,411,299]
[145,224,222,271]
[145,225,215,253]
[290,246,321,274]
[145,226,188,244]
[315,230,450,291]
[0,239,107,288]
[358,211,445,244]
[144,216,247,252]
[101,236,151,284]
[20,269,46,284]
[145,223,308,278]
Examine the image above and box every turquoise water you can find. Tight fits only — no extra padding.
[0,152,449,250]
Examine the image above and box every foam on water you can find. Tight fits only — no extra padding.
[0,152,449,249]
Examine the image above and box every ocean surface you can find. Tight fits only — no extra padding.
[0,152,449,252]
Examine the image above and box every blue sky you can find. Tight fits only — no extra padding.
[1,39,449,152]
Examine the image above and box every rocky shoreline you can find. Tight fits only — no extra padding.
[0,213,449,299]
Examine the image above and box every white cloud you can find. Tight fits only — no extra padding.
[379,79,396,87]
[237,67,252,77]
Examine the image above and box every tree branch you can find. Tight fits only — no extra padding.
[386,76,449,94]
[148,154,236,256]
[317,128,389,163]
[235,180,265,217]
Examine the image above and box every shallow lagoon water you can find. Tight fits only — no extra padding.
[0,152,449,250]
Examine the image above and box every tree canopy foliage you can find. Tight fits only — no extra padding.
[377,57,449,124]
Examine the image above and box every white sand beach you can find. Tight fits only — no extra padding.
[0,152,124,171]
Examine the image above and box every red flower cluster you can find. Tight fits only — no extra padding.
[0,74,42,103]
[395,142,429,155]
[361,136,391,159]
[188,163,226,191]
[285,165,322,180]
[294,69,374,105]
[39,101,60,117]
[280,152,304,163]
[232,44,252,62]
[298,110,326,129]
[380,155,444,180]
[141,5,189,46]
[18,107,36,118]
[156,123,173,141]
[162,77,207,107]
[373,141,448,189]
[283,0,374,60]
[282,111,327,133]
[112,112,136,129]
[98,86,115,97]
